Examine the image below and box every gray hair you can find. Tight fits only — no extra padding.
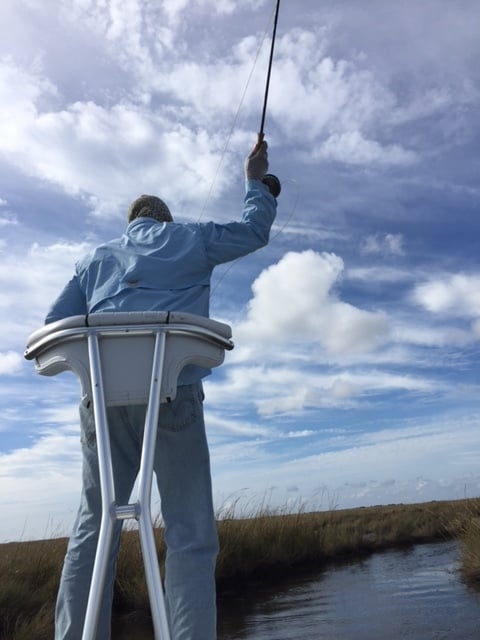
[127,194,173,224]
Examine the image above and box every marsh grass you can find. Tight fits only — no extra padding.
[0,538,66,640]
[215,498,473,587]
[1,498,479,639]
[449,498,480,588]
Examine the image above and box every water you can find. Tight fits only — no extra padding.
[217,541,480,640]
[114,541,480,639]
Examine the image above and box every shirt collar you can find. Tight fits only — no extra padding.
[127,216,162,231]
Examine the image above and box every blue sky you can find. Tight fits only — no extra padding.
[1,0,479,542]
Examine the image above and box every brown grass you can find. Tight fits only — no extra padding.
[1,498,479,639]
[0,538,66,640]
[448,497,480,588]
[215,498,475,587]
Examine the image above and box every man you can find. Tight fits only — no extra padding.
[46,141,277,640]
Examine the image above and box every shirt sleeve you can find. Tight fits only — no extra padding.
[200,179,277,267]
[45,273,87,324]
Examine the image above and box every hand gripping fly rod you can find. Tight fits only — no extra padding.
[258,0,282,198]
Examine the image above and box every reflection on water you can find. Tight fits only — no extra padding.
[217,541,480,640]
[113,541,480,639]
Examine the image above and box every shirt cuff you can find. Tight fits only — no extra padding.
[245,178,269,192]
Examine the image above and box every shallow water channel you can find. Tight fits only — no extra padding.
[115,540,480,639]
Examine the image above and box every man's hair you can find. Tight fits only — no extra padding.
[127,195,173,224]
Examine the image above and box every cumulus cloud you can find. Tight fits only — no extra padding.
[413,273,480,318]
[56,0,266,123]
[237,250,389,354]
[270,40,387,135]
[0,7,426,214]
[0,58,231,216]
[263,32,420,165]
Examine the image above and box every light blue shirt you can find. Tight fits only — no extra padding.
[45,180,277,384]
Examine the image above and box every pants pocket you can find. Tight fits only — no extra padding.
[159,383,204,432]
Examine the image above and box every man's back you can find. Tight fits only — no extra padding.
[77,218,214,317]
[46,179,276,324]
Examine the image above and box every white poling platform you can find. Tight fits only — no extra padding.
[25,311,234,640]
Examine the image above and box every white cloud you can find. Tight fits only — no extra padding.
[237,250,389,355]
[208,364,441,418]
[318,131,417,166]
[0,56,57,124]
[0,12,425,213]
[0,213,18,226]
[204,410,272,438]
[0,240,93,346]
[0,58,235,216]
[392,323,473,348]
[270,41,388,136]
[162,0,261,22]
[56,0,266,116]
[345,265,418,284]
[210,411,480,515]
[360,232,405,256]
[0,351,23,374]
[347,266,412,283]
[254,369,439,417]
[0,425,81,541]
[413,273,480,318]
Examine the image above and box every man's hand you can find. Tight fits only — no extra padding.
[245,140,269,181]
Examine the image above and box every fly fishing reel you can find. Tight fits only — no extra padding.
[262,173,281,198]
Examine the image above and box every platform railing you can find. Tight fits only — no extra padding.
[25,311,234,640]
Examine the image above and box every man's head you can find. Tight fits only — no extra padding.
[127,194,173,224]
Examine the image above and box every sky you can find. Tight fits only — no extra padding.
[1,0,479,542]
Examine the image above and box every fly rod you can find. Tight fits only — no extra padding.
[258,0,282,198]
[258,0,281,144]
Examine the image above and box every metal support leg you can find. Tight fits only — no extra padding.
[82,332,117,640]
[81,329,171,640]
[137,331,171,640]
